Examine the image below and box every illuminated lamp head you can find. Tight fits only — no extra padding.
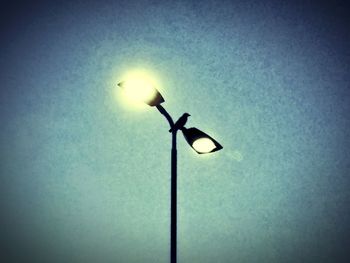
[182,127,223,154]
[118,72,164,106]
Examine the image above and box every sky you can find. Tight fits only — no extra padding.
[0,0,349,262]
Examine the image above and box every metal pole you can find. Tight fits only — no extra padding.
[156,105,177,263]
[171,130,177,263]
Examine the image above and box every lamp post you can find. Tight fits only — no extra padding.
[118,76,223,263]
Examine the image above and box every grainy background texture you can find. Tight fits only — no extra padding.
[0,0,349,262]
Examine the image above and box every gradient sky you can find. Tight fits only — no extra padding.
[1,0,349,262]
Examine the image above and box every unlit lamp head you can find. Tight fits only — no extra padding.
[118,78,164,107]
[182,127,223,154]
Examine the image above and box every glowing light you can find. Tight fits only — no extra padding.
[120,79,157,103]
[192,138,217,153]
[117,70,163,107]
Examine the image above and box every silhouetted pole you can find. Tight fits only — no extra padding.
[156,105,177,263]
[171,129,177,263]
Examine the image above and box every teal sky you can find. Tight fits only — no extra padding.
[1,0,349,262]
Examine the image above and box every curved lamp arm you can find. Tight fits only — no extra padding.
[156,104,175,131]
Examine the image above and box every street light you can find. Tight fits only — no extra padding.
[118,79,164,106]
[117,73,223,263]
[182,127,223,154]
